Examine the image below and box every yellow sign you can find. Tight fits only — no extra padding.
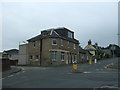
[73,65,77,70]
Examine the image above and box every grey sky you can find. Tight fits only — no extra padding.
[1,2,118,51]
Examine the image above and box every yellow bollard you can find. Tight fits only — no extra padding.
[73,64,77,70]
[73,61,77,70]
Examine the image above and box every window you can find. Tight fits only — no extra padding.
[51,51,57,61]
[87,56,89,60]
[9,54,11,57]
[29,55,33,60]
[68,31,73,38]
[61,52,65,61]
[82,55,84,59]
[33,41,36,47]
[61,39,64,46]
[68,41,70,48]
[74,55,77,61]
[74,44,76,49]
[36,55,39,61]
[43,32,48,36]
[52,39,57,45]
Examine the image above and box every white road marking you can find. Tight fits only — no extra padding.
[83,72,91,73]
[8,75,14,77]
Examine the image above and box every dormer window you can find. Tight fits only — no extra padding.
[52,39,57,45]
[68,31,73,38]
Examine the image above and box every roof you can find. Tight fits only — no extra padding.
[84,45,96,51]
[79,46,87,54]
[4,49,19,54]
[27,27,79,44]
[79,46,93,55]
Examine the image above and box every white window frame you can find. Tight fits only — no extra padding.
[52,39,57,45]
[61,52,65,61]
[68,31,73,38]
[35,55,39,61]
[74,44,76,49]
[61,39,64,46]
[51,51,57,61]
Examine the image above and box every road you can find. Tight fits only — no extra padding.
[2,58,119,88]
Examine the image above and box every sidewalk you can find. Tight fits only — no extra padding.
[2,66,22,78]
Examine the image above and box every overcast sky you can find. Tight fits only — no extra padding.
[0,2,118,51]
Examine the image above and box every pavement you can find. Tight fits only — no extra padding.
[1,66,22,78]
[1,57,120,89]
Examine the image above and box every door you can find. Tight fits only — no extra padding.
[66,53,68,64]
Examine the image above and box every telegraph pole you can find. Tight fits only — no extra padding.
[118,33,120,47]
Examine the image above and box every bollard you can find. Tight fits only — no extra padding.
[73,61,77,70]
[72,61,82,73]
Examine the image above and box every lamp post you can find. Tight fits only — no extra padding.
[110,45,116,58]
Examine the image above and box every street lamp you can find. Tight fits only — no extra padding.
[110,45,116,58]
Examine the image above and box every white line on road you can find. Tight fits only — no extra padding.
[8,75,14,78]
[83,72,91,73]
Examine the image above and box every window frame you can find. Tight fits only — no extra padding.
[52,38,57,45]
[61,52,65,61]
[51,51,57,61]
[61,39,64,46]
[74,43,76,49]
[68,31,73,38]
[35,55,39,61]
[29,55,33,60]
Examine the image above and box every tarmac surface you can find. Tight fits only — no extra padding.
[1,58,120,89]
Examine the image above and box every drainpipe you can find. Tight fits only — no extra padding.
[40,38,42,66]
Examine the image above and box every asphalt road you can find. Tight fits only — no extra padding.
[2,58,119,88]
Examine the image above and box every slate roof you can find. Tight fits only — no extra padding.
[79,46,93,55]
[79,46,87,54]
[84,44,96,51]
[4,49,19,54]
[27,27,79,44]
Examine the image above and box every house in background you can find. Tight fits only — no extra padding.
[27,27,79,66]
[3,49,19,60]
[3,49,19,65]
[79,46,93,63]
[18,44,28,65]
[84,40,96,61]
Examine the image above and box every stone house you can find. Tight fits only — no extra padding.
[3,49,19,61]
[84,40,96,61]
[79,46,93,63]
[27,27,79,66]
[3,49,19,65]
